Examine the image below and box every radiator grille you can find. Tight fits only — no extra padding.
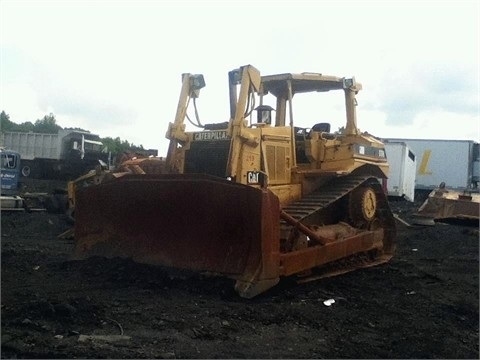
[266,144,287,183]
[184,140,230,178]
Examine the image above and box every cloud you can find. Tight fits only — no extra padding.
[372,62,478,126]
[1,0,478,151]
[1,46,136,129]
[34,81,137,130]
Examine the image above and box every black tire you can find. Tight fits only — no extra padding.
[21,165,32,177]
[21,161,40,178]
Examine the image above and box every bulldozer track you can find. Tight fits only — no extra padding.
[280,174,372,229]
[279,174,396,283]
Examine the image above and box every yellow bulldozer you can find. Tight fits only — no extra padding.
[73,65,396,298]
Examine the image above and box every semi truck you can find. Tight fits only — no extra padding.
[383,138,479,193]
[1,129,109,180]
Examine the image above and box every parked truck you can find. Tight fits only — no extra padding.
[0,129,109,180]
[0,147,44,211]
[0,147,24,210]
[383,138,479,193]
[384,141,416,202]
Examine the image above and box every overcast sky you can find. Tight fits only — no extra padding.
[1,0,479,155]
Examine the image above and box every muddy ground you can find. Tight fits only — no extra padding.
[1,183,479,359]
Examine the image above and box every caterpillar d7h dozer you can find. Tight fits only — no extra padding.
[73,65,396,298]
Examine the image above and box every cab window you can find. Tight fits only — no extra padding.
[1,154,17,169]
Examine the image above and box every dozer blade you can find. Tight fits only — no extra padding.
[73,174,281,298]
[413,187,480,225]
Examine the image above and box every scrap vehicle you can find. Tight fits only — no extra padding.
[73,65,396,298]
[412,182,480,225]
[65,153,165,222]
[1,129,110,180]
[58,154,166,239]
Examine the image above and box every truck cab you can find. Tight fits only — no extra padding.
[1,148,21,196]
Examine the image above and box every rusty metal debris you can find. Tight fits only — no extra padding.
[413,183,480,225]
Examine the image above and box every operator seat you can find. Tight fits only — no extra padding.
[311,123,331,133]
[306,122,331,139]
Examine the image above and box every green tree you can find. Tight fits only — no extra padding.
[101,136,123,154]
[101,136,145,155]
[16,121,35,132]
[0,110,13,132]
[2,111,146,155]
[34,113,62,133]
[0,111,35,132]
[1,110,10,122]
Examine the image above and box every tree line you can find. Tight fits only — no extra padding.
[0,110,146,155]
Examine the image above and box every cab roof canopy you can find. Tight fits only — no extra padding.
[260,73,362,97]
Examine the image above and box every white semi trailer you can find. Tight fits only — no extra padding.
[383,138,479,192]
[384,141,416,202]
